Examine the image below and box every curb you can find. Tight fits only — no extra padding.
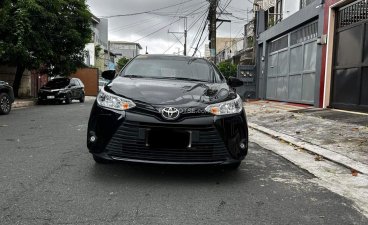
[12,100,36,109]
[248,122,368,175]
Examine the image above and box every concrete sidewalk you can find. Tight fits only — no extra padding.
[12,96,96,109]
[244,100,368,175]
[12,98,36,109]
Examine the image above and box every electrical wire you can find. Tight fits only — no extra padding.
[99,0,197,18]
[163,8,209,54]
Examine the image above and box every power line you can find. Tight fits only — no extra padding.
[189,9,210,49]
[99,0,197,18]
[163,8,208,54]
[191,19,208,56]
[134,18,182,42]
[134,2,209,44]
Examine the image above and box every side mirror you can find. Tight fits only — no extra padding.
[227,76,243,88]
[102,70,116,81]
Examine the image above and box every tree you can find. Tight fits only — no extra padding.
[0,0,92,97]
[218,61,237,79]
[116,57,129,71]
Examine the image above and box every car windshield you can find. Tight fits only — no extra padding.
[121,56,223,82]
[45,79,70,89]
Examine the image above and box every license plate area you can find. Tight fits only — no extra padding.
[147,128,190,149]
[47,96,55,99]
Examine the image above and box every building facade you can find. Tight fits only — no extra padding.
[322,0,368,112]
[109,41,142,61]
[84,15,111,73]
[255,0,367,111]
[255,0,325,107]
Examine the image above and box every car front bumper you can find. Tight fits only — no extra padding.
[87,102,249,165]
[38,91,67,101]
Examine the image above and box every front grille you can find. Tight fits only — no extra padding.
[105,121,229,163]
[130,106,212,121]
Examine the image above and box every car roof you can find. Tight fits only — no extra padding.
[135,54,205,61]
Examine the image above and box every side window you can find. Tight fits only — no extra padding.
[74,79,81,87]
[70,79,77,86]
[78,79,85,87]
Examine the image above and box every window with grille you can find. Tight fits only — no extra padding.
[337,0,368,29]
[269,35,288,53]
[300,0,316,9]
[290,21,318,46]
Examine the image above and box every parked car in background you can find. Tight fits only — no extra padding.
[38,78,85,104]
[0,80,15,115]
[87,55,248,169]
[98,79,109,92]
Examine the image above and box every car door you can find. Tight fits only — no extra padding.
[76,79,84,98]
[69,79,78,99]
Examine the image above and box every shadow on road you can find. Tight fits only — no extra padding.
[88,162,247,186]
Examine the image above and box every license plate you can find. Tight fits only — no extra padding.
[147,129,190,149]
[47,96,55,99]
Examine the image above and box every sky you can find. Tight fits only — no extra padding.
[86,0,253,56]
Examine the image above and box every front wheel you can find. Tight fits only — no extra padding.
[0,93,12,115]
[65,94,72,104]
[79,93,85,103]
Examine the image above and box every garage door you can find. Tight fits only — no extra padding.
[266,21,318,104]
[331,0,368,111]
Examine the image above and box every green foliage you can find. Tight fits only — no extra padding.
[95,44,102,58]
[0,0,92,76]
[116,57,129,71]
[217,61,237,79]
[247,36,254,48]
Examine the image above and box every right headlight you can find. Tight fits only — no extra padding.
[97,88,136,111]
[205,94,243,116]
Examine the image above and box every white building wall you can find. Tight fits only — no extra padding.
[283,0,300,19]
[84,43,95,66]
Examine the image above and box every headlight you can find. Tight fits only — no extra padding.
[205,94,243,115]
[97,88,136,111]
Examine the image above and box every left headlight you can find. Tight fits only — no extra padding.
[205,94,243,116]
[97,88,136,111]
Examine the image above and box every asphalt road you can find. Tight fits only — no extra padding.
[0,100,367,225]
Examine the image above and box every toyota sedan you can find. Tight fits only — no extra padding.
[87,55,248,169]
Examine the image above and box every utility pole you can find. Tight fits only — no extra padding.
[208,0,218,63]
[183,17,187,56]
[168,17,187,56]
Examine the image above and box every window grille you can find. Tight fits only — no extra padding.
[337,0,368,28]
[269,35,288,53]
[300,0,315,9]
[290,21,318,46]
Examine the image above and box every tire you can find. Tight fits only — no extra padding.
[79,93,85,103]
[0,93,12,115]
[93,155,112,164]
[37,100,46,105]
[65,94,72,104]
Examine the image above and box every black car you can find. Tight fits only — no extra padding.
[87,55,248,169]
[0,80,15,115]
[38,78,85,104]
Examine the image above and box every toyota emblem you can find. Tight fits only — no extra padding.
[161,107,180,120]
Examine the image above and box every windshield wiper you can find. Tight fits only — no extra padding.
[157,77,206,82]
[124,75,145,78]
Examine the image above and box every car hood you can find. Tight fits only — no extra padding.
[106,77,234,107]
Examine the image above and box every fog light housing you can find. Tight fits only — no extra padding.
[90,135,97,143]
[239,143,246,149]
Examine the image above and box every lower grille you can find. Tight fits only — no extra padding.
[105,121,229,163]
